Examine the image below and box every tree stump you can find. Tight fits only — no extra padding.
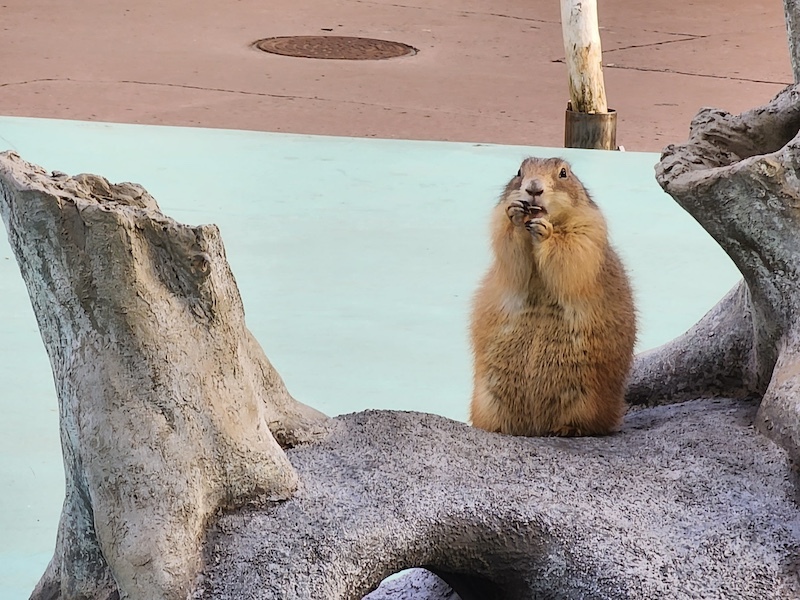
[626,84,800,462]
[0,152,328,599]
[785,0,800,83]
[196,403,799,599]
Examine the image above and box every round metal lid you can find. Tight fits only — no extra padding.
[254,36,417,60]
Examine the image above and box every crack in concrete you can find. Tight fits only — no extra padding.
[353,0,713,37]
[605,35,710,54]
[0,77,306,100]
[599,63,790,85]
[2,68,788,123]
[354,0,557,25]
[0,77,543,124]
[549,58,789,85]
[1,77,372,107]
[0,133,18,151]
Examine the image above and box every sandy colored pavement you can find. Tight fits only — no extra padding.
[0,0,792,151]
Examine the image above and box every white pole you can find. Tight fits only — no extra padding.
[560,0,608,114]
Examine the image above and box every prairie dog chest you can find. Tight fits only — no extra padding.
[490,291,592,353]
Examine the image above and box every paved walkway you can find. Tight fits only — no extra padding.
[0,0,792,151]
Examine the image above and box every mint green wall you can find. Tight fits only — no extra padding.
[0,118,740,597]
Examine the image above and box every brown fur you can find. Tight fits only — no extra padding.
[469,157,636,437]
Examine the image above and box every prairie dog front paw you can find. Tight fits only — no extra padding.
[506,200,531,227]
[525,217,553,240]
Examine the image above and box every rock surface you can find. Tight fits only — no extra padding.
[199,399,800,599]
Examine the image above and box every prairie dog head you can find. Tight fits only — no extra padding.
[502,157,598,225]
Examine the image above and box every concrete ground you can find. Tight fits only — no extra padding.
[0,0,792,151]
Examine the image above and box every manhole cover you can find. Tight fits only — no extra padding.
[254,36,417,60]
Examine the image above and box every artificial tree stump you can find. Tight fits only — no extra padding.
[626,83,800,462]
[0,152,328,599]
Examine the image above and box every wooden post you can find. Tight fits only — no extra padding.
[560,0,616,149]
[561,0,607,113]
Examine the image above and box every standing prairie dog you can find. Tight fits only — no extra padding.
[469,157,636,437]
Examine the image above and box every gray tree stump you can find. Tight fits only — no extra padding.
[0,152,328,599]
[626,83,800,462]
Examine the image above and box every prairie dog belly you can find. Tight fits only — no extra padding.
[475,299,603,436]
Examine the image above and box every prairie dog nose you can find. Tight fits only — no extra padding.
[526,179,544,198]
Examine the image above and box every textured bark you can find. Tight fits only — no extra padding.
[627,281,758,405]
[200,404,799,599]
[0,152,328,600]
[627,84,800,460]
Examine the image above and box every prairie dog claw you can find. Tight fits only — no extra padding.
[506,200,529,226]
[526,216,553,240]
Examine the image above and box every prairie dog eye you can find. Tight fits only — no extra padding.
[516,169,522,178]
[558,167,568,178]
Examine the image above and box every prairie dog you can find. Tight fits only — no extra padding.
[469,157,636,437]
